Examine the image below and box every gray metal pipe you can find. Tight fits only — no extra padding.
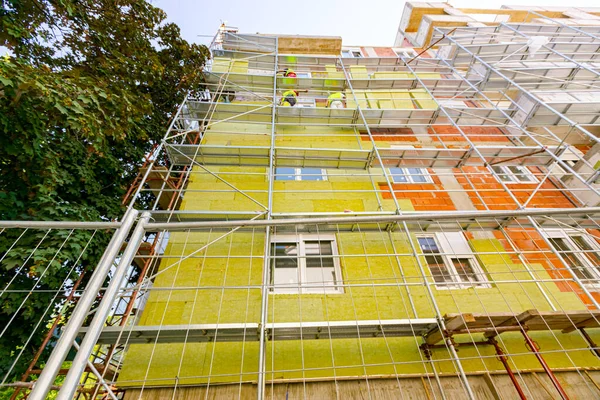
[257,35,278,400]
[28,208,139,400]
[56,211,151,400]
[0,221,121,229]
[71,342,118,400]
[146,207,600,231]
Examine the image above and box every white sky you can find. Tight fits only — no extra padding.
[151,0,598,47]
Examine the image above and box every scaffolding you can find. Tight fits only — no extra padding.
[3,12,600,400]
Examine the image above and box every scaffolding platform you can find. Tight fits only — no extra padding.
[425,309,600,345]
[166,143,563,169]
[86,319,439,344]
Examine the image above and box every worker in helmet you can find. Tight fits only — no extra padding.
[280,89,299,106]
[327,92,346,109]
[217,89,235,103]
[279,68,297,78]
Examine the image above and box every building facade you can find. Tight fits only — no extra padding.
[47,4,600,399]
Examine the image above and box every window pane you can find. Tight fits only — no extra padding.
[426,255,452,283]
[548,237,596,280]
[389,168,408,183]
[305,264,335,283]
[508,166,533,182]
[453,258,481,284]
[275,168,296,181]
[304,241,337,292]
[300,168,325,181]
[271,242,299,292]
[408,168,427,183]
[492,166,511,182]
[341,50,351,58]
[418,237,439,253]
[418,237,452,284]
[572,236,600,270]
[305,241,333,255]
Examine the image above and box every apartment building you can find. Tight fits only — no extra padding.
[19,3,600,400]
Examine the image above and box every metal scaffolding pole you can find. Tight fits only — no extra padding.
[28,208,139,400]
[439,27,600,146]
[146,206,600,231]
[56,212,151,400]
[499,22,600,79]
[527,11,600,42]
[257,36,278,400]
[521,327,571,400]
[340,55,476,399]
[432,32,600,202]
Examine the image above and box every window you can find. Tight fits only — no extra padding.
[393,48,418,59]
[270,235,343,294]
[295,97,316,108]
[389,167,432,183]
[491,165,537,183]
[544,230,600,286]
[275,168,327,181]
[341,48,363,58]
[417,232,489,289]
[550,146,584,182]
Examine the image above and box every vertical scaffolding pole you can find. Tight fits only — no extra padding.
[580,328,600,359]
[339,57,474,400]
[488,338,527,400]
[521,328,570,400]
[56,212,151,400]
[28,208,139,400]
[257,37,278,400]
[9,271,87,400]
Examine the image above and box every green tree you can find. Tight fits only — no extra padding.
[0,0,208,384]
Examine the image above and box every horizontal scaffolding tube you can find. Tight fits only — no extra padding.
[0,221,121,229]
[146,207,600,231]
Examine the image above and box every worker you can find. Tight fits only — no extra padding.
[280,89,299,107]
[327,92,346,109]
[217,89,235,103]
[280,68,297,78]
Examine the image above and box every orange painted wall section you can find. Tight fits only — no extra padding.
[429,126,511,143]
[455,166,577,210]
[373,47,398,57]
[495,229,600,307]
[379,171,456,211]
[360,128,418,141]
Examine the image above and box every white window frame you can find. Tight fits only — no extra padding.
[416,232,490,289]
[275,167,327,181]
[295,71,311,78]
[270,234,343,294]
[438,99,469,109]
[295,97,316,108]
[393,48,418,59]
[388,167,432,184]
[491,165,538,183]
[341,48,363,58]
[543,229,600,289]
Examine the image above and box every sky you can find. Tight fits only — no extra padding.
[151,0,598,47]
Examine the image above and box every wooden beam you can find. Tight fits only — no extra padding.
[425,313,475,345]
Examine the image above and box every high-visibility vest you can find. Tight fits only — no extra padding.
[327,92,344,107]
[281,90,298,106]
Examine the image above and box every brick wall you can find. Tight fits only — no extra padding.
[429,126,511,143]
[455,166,577,210]
[360,128,418,141]
[372,47,397,57]
[379,171,456,211]
[496,229,600,308]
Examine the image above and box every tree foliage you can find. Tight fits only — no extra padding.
[0,0,208,382]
